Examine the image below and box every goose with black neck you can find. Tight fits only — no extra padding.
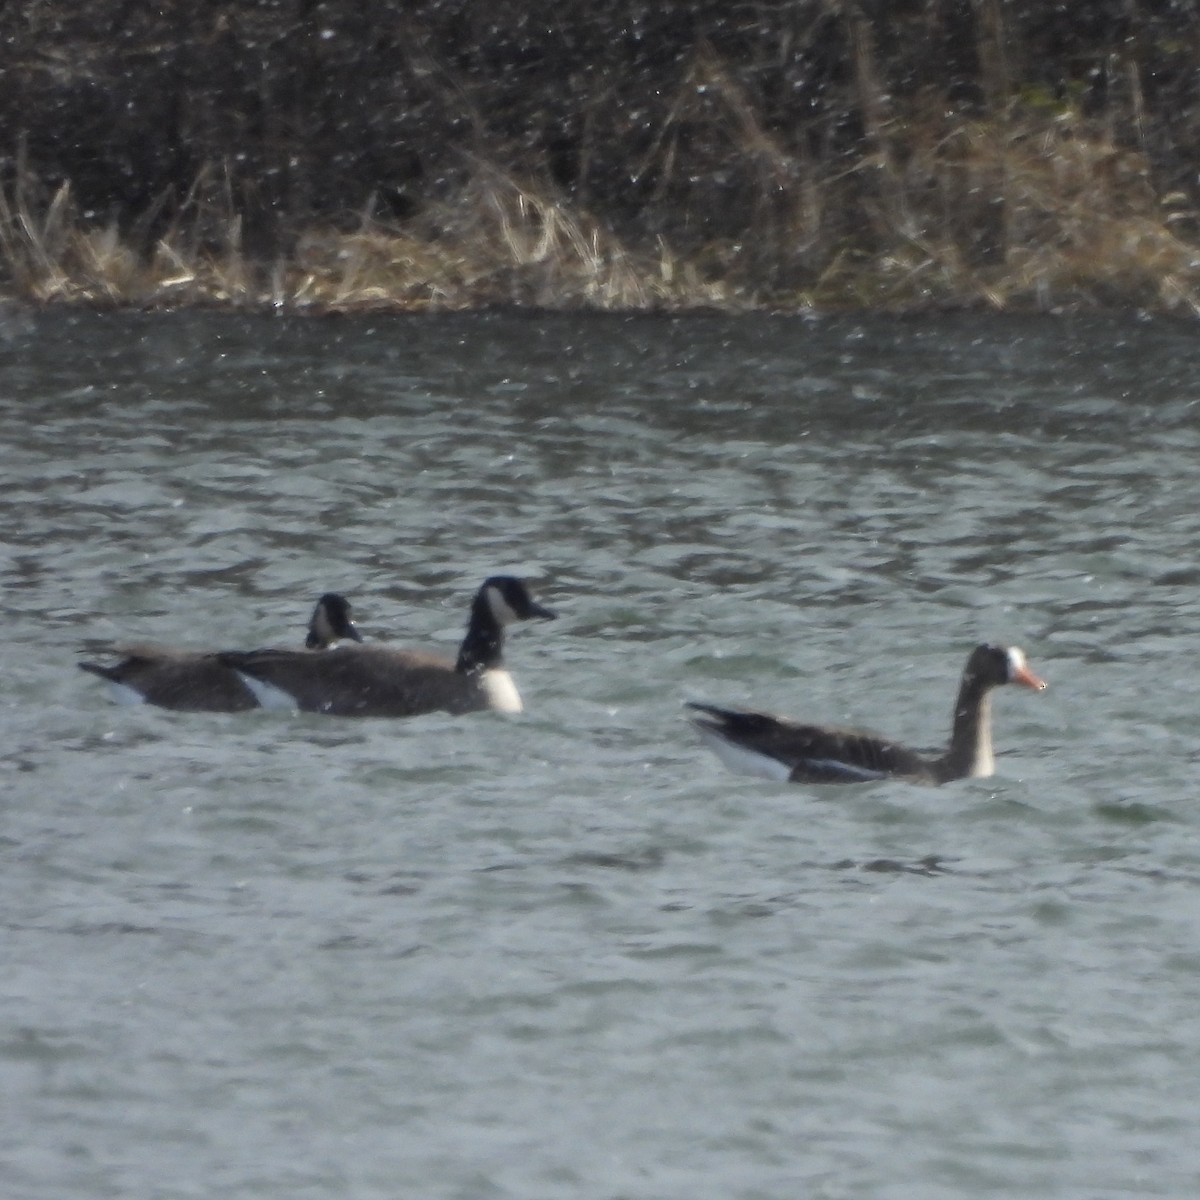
[218,575,556,718]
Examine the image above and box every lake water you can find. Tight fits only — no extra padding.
[1,307,1198,1199]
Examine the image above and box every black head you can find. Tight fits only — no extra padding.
[477,576,557,625]
[967,644,1046,691]
[307,593,363,648]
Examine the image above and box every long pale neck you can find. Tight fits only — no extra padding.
[455,598,504,674]
[937,674,995,782]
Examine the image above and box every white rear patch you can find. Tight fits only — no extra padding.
[693,723,792,782]
[235,673,300,712]
[481,668,523,713]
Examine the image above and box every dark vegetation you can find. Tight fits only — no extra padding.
[4,0,1200,313]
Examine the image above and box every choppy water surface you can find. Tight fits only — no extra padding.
[2,308,1199,1199]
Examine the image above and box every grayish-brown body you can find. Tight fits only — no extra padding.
[78,593,360,712]
[217,576,555,718]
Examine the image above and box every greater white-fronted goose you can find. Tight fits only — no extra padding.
[216,575,556,718]
[689,644,1046,785]
[79,592,361,712]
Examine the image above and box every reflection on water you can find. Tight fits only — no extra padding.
[1,309,1199,1198]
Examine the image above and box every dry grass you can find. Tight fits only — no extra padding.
[288,170,741,312]
[796,106,1200,314]
[0,164,742,313]
[970,113,1200,315]
[3,115,1200,315]
[0,165,261,307]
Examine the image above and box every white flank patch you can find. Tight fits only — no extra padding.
[485,585,521,628]
[803,758,890,783]
[692,723,792,782]
[481,669,523,714]
[235,673,300,712]
[106,681,149,706]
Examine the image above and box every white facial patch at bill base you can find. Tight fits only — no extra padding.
[1005,646,1028,678]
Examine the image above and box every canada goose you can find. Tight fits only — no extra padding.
[689,644,1046,785]
[216,575,556,718]
[79,592,362,712]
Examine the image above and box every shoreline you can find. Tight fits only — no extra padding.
[8,6,1200,319]
[5,139,1199,320]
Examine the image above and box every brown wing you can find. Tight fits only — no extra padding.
[688,703,935,785]
[216,645,487,717]
[79,650,259,712]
